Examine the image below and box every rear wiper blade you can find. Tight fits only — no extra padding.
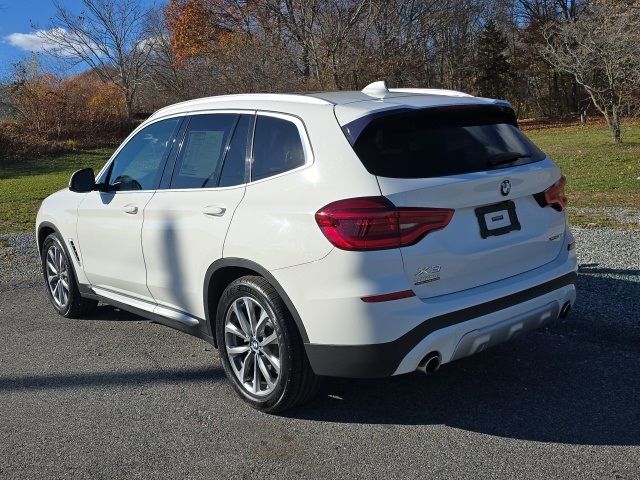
[487,152,531,167]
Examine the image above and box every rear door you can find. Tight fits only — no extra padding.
[345,105,566,298]
[141,112,252,319]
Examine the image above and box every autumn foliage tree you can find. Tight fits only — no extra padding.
[5,0,640,156]
[159,0,593,112]
[6,58,128,152]
[165,0,237,62]
[39,0,155,120]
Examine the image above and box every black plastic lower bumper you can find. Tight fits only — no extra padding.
[304,272,577,378]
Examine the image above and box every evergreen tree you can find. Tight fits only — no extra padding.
[475,21,511,99]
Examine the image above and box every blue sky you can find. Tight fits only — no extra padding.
[0,0,159,76]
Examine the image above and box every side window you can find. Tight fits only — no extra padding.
[107,118,180,191]
[251,115,306,182]
[219,114,252,187]
[170,114,238,189]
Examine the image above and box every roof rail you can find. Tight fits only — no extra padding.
[150,93,331,119]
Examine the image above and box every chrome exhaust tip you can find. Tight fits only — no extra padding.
[559,302,572,319]
[417,352,441,375]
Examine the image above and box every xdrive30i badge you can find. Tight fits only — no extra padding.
[500,179,511,196]
[414,265,442,285]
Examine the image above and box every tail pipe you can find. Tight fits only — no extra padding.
[559,302,572,319]
[417,351,441,375]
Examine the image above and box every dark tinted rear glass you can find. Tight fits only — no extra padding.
[349,106,545,178]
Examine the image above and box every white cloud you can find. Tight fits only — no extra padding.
[5,28,99,57]
[136,34,171,55]
[5,29,59,52]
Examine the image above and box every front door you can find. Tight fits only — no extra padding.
[77,117,181,301]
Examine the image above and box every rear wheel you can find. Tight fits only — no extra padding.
[41,233,97,318]
[216,275,318,413]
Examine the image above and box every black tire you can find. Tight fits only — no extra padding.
[215,275,319,413]
[40,232,97,318]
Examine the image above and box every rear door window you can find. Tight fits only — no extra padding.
[349,106,545,179]
[251,115,306,182]
[170,114,238,189]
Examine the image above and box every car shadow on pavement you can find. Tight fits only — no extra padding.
[79,304,145,322]
[289,269,640,447]
[0,367,225,392]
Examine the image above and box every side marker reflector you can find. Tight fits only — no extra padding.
[361,289,416,303]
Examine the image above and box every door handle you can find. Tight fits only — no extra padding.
[124,205,138,214]
[202,206,226,217]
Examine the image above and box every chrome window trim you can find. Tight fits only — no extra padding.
[248,111,314,185]
[96,108,314,192]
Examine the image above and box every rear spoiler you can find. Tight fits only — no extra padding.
[341,104,518,146]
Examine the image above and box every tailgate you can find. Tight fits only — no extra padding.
[378,160,566,298]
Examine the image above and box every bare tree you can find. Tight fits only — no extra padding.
[38,0,154,120]
[142,6,187,102]
[544,1,640,142]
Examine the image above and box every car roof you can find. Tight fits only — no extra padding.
[148,81,510,126]
[301,89,473,105]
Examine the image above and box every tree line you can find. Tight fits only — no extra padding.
[1,0,639,156]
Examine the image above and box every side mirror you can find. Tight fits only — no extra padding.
[69,168,96,193]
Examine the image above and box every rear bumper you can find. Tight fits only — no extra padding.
[270,226,578,378]
[304,272,576,377]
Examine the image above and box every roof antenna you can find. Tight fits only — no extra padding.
[362,80,389,99]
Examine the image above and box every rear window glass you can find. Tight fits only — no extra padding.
[349,106,545,178]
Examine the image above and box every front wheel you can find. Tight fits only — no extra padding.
[216,276,319,413]
[41,232,97,318]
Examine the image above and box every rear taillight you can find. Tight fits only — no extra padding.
[315,196,454,251]
[534,175,567,212]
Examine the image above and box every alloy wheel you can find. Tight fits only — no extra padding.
[45,243,70,309]
[224,296,282,397]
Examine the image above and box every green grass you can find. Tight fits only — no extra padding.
[525,121,640,228]
[1,121,639,232]
[0,148,114,233]
[526,121,640,211]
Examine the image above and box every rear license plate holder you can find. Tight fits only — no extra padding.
[475,200,521,239]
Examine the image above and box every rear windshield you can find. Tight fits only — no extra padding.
[347,106,545,178]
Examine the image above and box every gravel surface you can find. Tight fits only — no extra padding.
[0,227,639,479]
[0,232,40,289]
[573,226,640,270]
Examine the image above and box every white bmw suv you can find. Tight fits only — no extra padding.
[36,81,577,412]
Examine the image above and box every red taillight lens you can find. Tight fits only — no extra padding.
[315,196,454,251]
[534,175,567,212]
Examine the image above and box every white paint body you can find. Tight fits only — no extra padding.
[36,87,577,377]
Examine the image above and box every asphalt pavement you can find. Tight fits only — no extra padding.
[0,229,639,479]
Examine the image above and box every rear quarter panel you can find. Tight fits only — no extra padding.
[223,106,381,270]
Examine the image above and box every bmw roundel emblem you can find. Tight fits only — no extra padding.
[500,179,511,196]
